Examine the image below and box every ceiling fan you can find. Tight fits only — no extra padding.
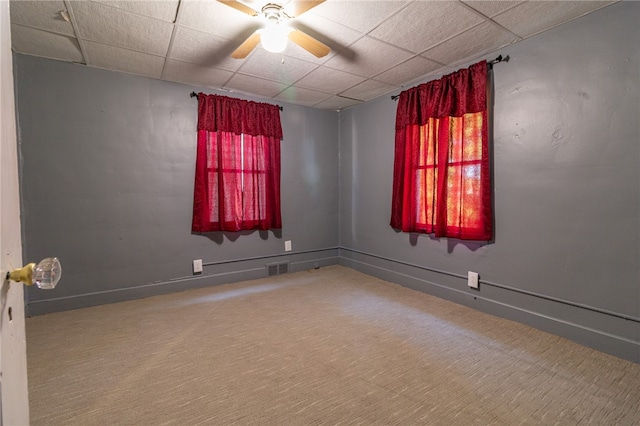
[217,0,331,59]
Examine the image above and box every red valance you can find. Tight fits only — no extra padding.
[197,93,283,138]
[395,60,487,127]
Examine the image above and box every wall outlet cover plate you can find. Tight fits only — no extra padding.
[468,271,479,289]
[193,259,203,274]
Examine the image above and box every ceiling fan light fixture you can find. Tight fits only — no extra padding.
[260,22,289,53]
[219,0,329,59]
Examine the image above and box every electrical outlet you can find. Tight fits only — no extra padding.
[468,271,479,289]
[193,259,203,274]
[284,240,292,252]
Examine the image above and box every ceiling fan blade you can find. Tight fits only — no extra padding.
[231,32,261,59]
[284,0,325,17]
[288,29,330,58]
[217,0,259,16]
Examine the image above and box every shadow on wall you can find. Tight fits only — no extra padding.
[401,231,487,253]
[193,229,283,244]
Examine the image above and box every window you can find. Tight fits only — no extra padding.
[192,94,282,232]
[391,61,492,241]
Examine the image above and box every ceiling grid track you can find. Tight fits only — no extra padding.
[62,0,89,65]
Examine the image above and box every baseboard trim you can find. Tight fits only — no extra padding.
[339,255,640,363]
[26,268,262,316]
[26,252,339,316]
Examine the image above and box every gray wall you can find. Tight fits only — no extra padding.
[15,56,340,314]
[339,1,640,362]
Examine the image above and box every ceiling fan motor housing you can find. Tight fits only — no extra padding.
[262,4,290,22]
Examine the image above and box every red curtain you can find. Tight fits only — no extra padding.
[192,94,282,232]
[390,61,492,241]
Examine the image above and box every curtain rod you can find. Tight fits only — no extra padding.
[390,54,510,101]
[190,92,283,111]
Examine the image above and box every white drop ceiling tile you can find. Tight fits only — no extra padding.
[422,22,518,66]
[308,1,409,34]
[370,2,485,54]
[374,56,442,86]
[281,41,334,65]
[293,12,364,52]
[177,0,257,39]
[84,41,164,79]
[9,1,75,36]
[91,1,180,22]
[224,73,288,99]
[11,24,83,63]
[295,66,365,94]
[169,26,243,72]
[494,1,615,38]
[461,1,524,18]
[340,79,397,102]
[70,1,173,56]
[239,48,318,85]
[163,59,234,89]
[313,95,363,111]
[324,36,413,78]
[274,86,333,107]
[240,0,265,9]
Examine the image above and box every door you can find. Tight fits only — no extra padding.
[0,1,30,424]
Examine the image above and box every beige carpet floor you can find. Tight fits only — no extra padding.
[26,265,640,425]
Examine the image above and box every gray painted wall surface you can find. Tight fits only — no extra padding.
[15,56,339,314]
[339,2,640,362]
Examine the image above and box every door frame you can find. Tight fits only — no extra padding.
[0,0,30,424]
